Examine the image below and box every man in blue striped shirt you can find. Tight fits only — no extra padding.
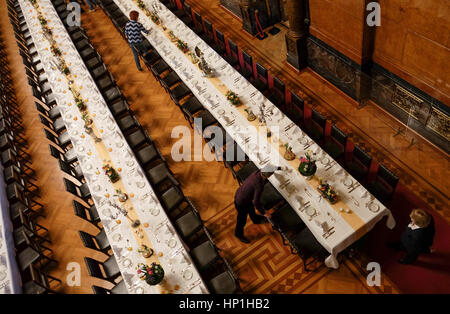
[125,11,152,71]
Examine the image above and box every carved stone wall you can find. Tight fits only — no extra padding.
[308,36,450,153]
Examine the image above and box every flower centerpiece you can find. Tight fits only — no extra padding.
[38,15,47,26]
[283,143,296,161]
[58,61,70,75]
[168,31,177,42]
[226,90,240,106]
[138,244,154,258]
[298,150,317,180]
[150,11,160,24]
[50,44,61,57]
[81,112,93,126]
[114,188,128,202]
[103,164,120,183]
[176,39,189,53]
[74,96,86,111]
[137,0,146,9]
[137,262,165,286]
[318,177,338,204]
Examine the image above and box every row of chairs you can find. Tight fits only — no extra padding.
[4,3,62,293]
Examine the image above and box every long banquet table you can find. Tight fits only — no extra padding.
[0,163,22,294]
[19,0,208,294]
[111,0,396,269]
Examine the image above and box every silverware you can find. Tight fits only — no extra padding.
[325,161,336,171]
[299,201,310,212]
[304,188,312,197]
[279,179,290,189]
[322,226,335,237]
[348,182,361,194]
[226,120,235,126]
[324,230,335,239]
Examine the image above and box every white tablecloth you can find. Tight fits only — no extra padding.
[0,163,22,294]
[113,0,396,269]
[19,0,208,293]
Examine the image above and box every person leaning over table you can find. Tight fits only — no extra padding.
[124,11,152,71]
[388,208,435,264]
[234,165,279,244]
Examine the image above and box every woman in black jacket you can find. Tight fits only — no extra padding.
[389,209,435,264]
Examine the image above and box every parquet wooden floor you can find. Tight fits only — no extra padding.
[0,2,401,294]
[189,0,450,223]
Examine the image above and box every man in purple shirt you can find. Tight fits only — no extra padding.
[234,166,276,243]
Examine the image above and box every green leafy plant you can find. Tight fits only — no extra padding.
[226,90,240,106]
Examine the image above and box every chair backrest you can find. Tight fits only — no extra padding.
[78,231,98,251]
[228,39,238,57]
[353,145,372,168]
[39,115,53,129]
[204,19,213,37]
[92,285,109,294]
[291,92,304,112]
[73,200,88,220]
[49,144,62,160]
[377,164,399,189]
[273,77,285,96]
[311,109,326,129]
[58,159,75,177]
[44,129,58,144]
[63,178,79,196]
[194,11,202,26]
[215,29,225,46]
[330,125,348,146]
[242,50,252,69]
[84,257,105,279]
[255,63,267,82]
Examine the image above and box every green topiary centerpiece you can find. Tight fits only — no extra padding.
[298,150,317,180]
[137,263,165,286]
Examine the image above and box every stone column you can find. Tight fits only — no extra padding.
[285,0,308,69]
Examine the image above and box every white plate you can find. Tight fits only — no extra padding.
[299,137,308,145]
[343,178,353,187]
[116,142,124,148]
[168,238,177,248]
[78,146,85,152]
[66,114,72,119]
[183,269,193,280]
[217,109,225,115]
[112,233,122,242]
[126,160,134,167]
[102,208,111,216]
[321,157,329,165]
[248,143,257,151]
[136,182,145,188]
[122,259,132,267]
[108,124,115,130]
[151,207,160,216]
[305,207,316,217]
[86,164,92,170]
[72,130,78,136]
[135,287,144,294]
[368,202,380,213]
[93,185,101,192]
